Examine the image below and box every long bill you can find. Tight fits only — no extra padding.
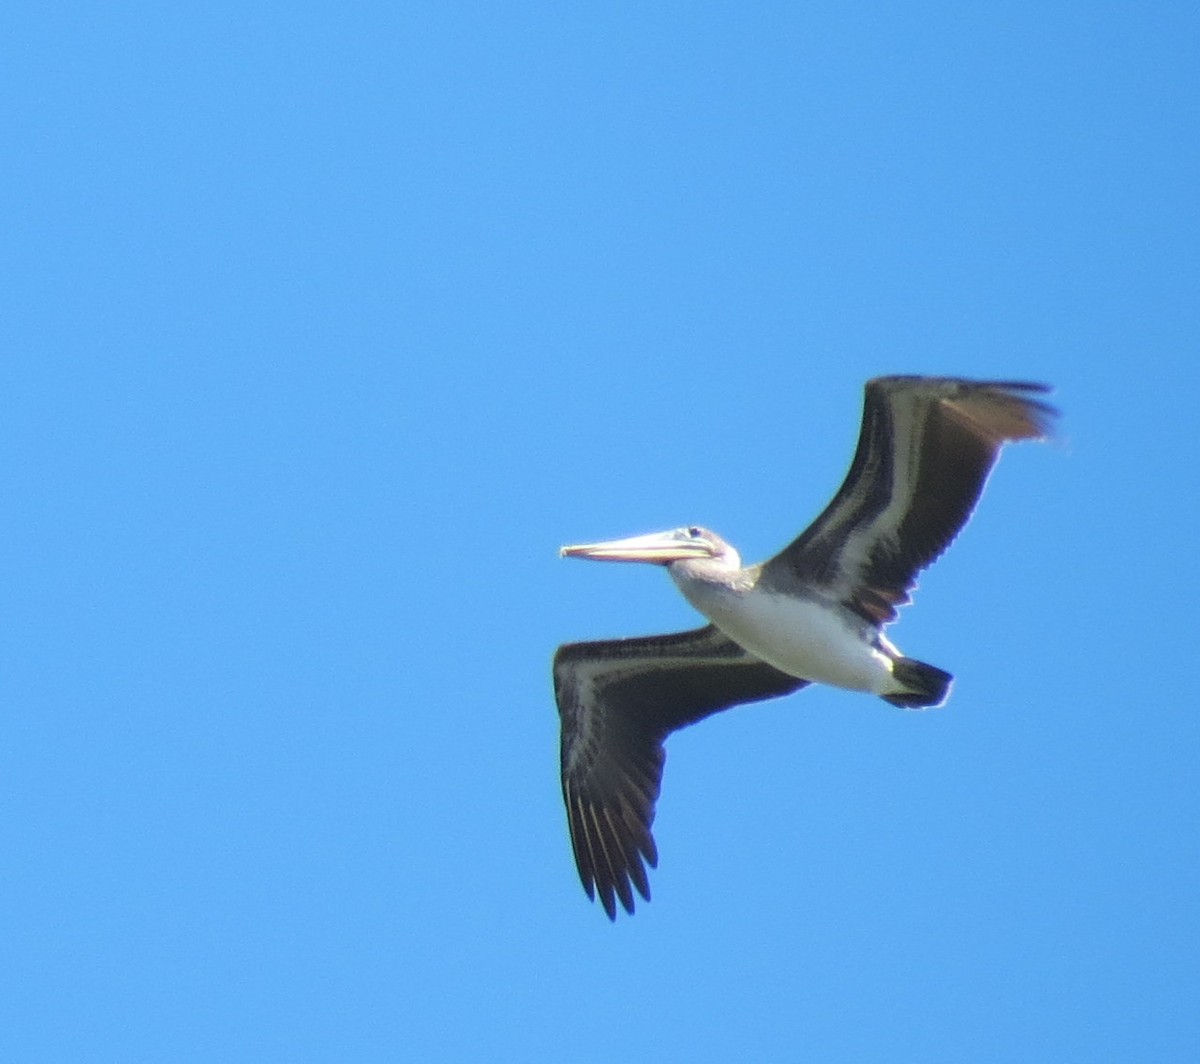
[559,530,711,564]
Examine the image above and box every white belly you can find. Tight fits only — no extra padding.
[677,582,894,694]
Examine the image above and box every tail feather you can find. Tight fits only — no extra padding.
[883,658,953,709]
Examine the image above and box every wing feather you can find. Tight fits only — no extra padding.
[765,376,1056,623]
[553,625,807,918]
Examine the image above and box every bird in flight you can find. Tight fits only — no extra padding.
[554,375,1057,919]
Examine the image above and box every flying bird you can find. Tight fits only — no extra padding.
[553,375,1057,919]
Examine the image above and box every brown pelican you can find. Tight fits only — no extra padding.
[554,376,1057,919]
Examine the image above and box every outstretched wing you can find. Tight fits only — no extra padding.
[764,376,1057,624]
[553,625,807,919]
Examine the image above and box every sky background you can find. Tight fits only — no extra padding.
[3,2,1198,1061]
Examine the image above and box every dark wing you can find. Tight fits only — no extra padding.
[553,624,807,919]
[764,376,1057,624]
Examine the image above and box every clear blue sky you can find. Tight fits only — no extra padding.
[3,3,1197,1061]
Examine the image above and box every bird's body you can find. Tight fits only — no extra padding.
[554,376,1057,919]
[670,556,902,697]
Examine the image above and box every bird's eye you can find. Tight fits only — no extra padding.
[687,526,703,538]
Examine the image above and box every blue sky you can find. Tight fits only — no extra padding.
[3,2,1197,1060]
